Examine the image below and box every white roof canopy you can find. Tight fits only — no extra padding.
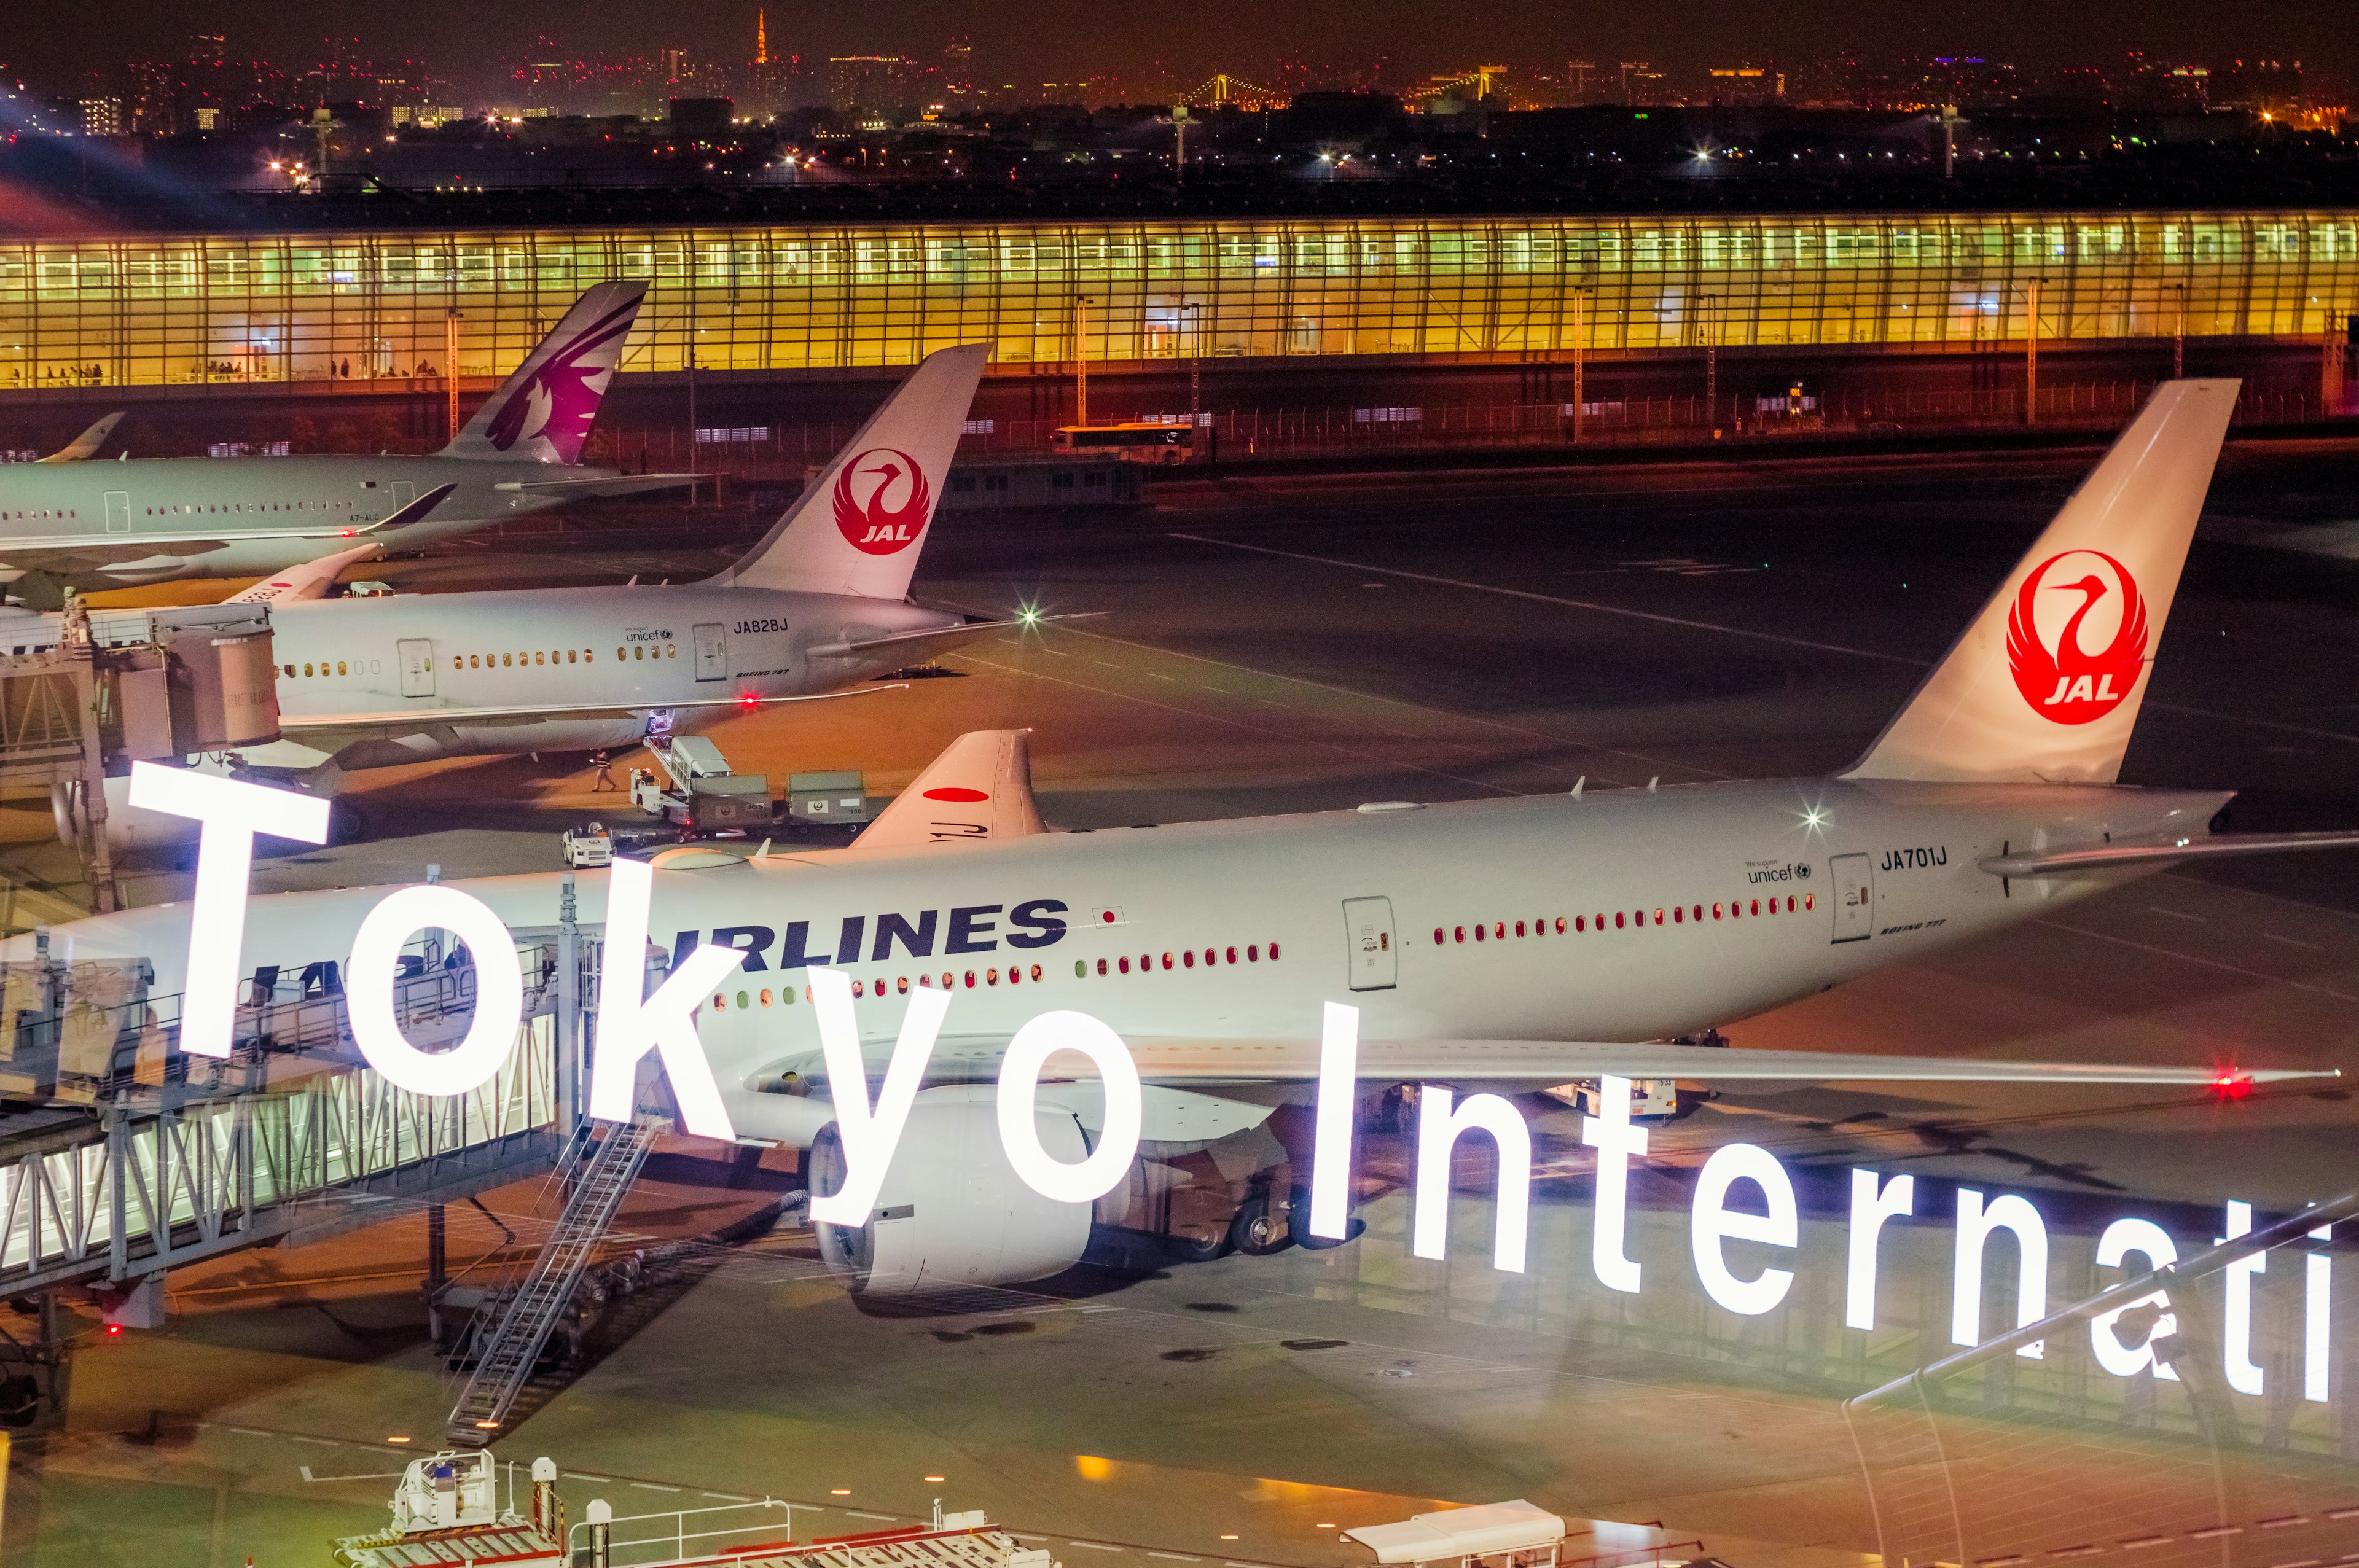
[1342,1501,1567,1564]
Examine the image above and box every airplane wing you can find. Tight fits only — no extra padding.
[222,486,452,603]
[224,542,386,605]
[276,678,910,734]
[490,474,700,497]
[1982,829,2359,876]
[805,612,1105,661]
[34,412,125,462]
[907,1033,2331,1089]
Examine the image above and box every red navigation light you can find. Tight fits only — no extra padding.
[2209,1073,2255,1101]
[739,692,760,710]
[104,1323,122,1338]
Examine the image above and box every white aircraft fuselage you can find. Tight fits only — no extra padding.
[0,454,633,583]
[254,582,963,768]
[33,777,2223,1089]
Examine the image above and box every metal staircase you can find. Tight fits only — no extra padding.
[444,1115,665,1445]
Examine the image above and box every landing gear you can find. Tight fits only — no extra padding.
[327,799,370,844]
[1289,1185,1359,1250]
[1227,1191,1296,1257]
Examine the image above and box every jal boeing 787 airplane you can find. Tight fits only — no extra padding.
[33,343,1009,844]
[22,380,2357,1297]
[0,281,683,595]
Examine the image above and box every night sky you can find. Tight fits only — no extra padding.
[7,1,2355,93]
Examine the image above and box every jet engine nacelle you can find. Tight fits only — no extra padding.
[808,1085,1095,1299]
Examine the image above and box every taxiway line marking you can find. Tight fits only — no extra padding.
[565,1473,612,1483]
[949,652,1527,798]
[1071,1543,1124,1551]
[705,1492,754,1502]
[2032,918,2359,1002]
[633,1481,683,1492]
[1167,534,2359,750]
[847,1511,898,1521]
[1169,532,1919,665]
[1148,1552,1201,1559]
[939,595,1710,783]
[299,1469,404,1484]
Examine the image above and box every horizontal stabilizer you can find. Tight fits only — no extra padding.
[1981,829,2359,877]
[491,473,698,497]
[846,729,1047,856]
[807,611,1101,661]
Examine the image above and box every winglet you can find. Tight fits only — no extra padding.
[845,730,1047,856]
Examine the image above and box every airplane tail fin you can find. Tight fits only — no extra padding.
[36,412,124,462]
[710,343,988,599]
[1844,379,2239,785]
[843,729,1047,857]
[438,280,647,465]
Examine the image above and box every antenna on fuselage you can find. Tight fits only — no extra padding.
[1570,776,1586,799]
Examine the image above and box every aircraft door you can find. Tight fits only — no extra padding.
[1829,853,1873,943]
[103,491,130,534]
[1342,895,1397,991]
[390,481,415,508]
[397,639,436,698]
[692,622,727,682]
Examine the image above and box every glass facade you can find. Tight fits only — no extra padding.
[1,209,2353,391]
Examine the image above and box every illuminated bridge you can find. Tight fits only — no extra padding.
[0,210,2353,394]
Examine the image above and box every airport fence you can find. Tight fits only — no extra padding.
[593,378,2354,482]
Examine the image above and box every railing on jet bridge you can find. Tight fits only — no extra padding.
[0,938,568,1293]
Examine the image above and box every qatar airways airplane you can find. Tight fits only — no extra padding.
[21,378,2357,1296]
[0,281,683,594]
[29,343,1011,844]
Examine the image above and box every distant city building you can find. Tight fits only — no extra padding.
[127,60,179,134]
[1621,61,1665,105]
[827,55,904,113]
[78,96,123,135]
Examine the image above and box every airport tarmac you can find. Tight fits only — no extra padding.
[9,439,2359,1566]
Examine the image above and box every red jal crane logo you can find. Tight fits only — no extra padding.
[2005,549,2150,725]
[832,449,933,555]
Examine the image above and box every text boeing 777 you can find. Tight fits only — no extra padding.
[0,282,682,591]
[22,379,2354,1296]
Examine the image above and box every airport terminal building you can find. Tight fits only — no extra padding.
[3,208,2356,391]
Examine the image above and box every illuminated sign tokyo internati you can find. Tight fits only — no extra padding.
[132,766,2334,1394]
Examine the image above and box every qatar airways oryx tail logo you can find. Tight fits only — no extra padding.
[484,299,636,462]
[833,448,933,555]
[2005,549,2150,725]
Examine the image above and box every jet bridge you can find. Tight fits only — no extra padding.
[0,907,593,1432]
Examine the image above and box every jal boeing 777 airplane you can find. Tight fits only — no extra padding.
[24,343,1012,845]
[21,380,2357,1297]
[0,281,683,596]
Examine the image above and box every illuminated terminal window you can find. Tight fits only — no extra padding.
[2,212,2349,392]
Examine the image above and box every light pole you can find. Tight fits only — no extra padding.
[2022,278,2046,426]
[444,308,463,443]
[2167,281,2186,379]
[1074,295,1094,427]
[1570,287,1590,445]
[1699,292,1719,431]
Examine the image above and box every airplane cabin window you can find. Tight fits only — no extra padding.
[1225,946,1238,964]
[1119,957,1130,974]
[1554,917,1567,933]
[1673,906,1684,923]
[1247,945,1259,962]
[1654,909,1665,926]
[1433,927,1445,945]
[896,977,909,994]
[1030,964,1043,981]
[1614,912,1625,929]
[1185,949,1197,966]
[1269,943,1280,959]
[1515,921,1526,937]
[1162,953,1174,969]
[1473,924,1484,942]
[1713,903,1724,919]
